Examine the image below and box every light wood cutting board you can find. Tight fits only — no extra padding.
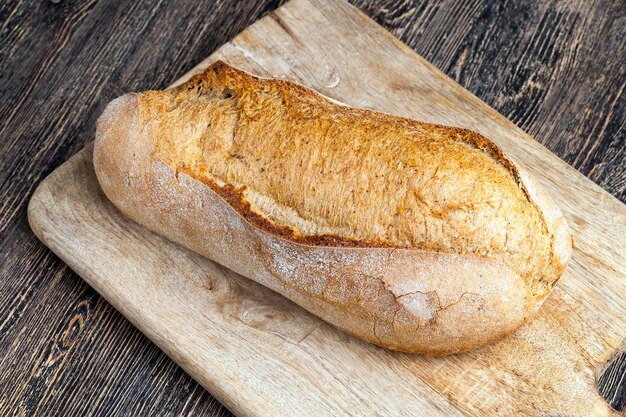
[28,0,626,415]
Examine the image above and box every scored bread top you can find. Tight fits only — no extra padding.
[137,61,571,298]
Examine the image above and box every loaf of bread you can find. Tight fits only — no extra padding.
[94,61,572,355]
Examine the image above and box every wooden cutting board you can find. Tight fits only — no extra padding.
[28,0,626,415]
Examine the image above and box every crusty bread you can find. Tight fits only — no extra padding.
[94,61,572,355]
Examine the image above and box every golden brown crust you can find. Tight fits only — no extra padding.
[201,181,390,249]
[93,62,572,355]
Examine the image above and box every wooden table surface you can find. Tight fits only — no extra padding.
[1,0,624,416]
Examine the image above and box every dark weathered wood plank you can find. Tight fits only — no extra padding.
[0,0,624,415]
[600,351,626,414]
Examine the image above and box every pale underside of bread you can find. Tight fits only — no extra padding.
[93,61,572,355]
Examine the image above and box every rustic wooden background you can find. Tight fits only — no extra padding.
[1,0,624,415]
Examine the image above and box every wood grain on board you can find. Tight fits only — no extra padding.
[26,0,626,416]
[2,0,625,415]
